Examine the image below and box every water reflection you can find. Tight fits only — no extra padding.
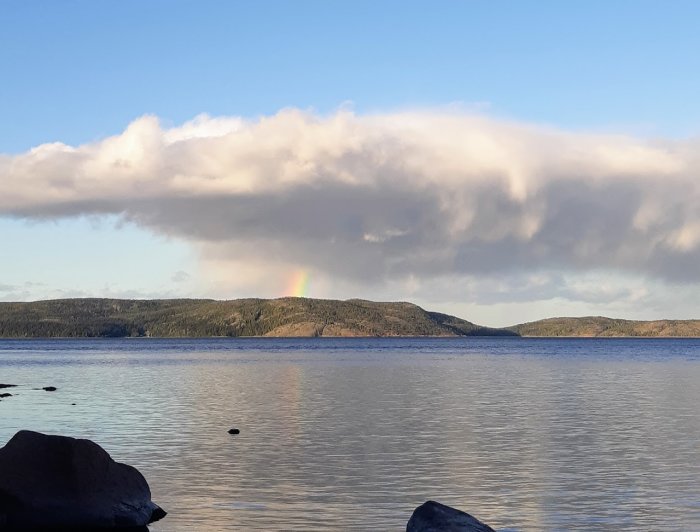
[1,338,700,530]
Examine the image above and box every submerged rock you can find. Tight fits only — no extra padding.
[407,501,495,532]
[0,384,17,389]
[0,430,166,529]
[42,386,58,392]
[228,428,240,435]
[0,393,12,398]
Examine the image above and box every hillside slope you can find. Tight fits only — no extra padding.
[0,298,516,338]
[509,316,700,337]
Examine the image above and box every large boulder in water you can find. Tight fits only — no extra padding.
[0,430,166,530]
[407,501,495,532]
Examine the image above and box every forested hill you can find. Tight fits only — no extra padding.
[509,317,700,337]
[0,298,516,338]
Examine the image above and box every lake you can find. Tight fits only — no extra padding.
[1,337,700,530]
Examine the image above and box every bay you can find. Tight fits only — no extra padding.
[1,337,700,530]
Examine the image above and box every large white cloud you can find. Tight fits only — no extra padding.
[2,108,699,305]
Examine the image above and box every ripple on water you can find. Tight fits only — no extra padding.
[1,337,700,530]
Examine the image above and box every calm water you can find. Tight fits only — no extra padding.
[1,337,700,531]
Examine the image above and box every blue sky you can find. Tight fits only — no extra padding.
[4,0,700,151]
[2,1,700,325]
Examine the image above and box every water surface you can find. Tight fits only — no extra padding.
[1,338,700,530]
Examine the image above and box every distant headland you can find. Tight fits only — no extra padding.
[0,298,698,338]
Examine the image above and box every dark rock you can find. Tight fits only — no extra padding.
[42,386,58,392]
[2,525,150,531]
[0,393,12,398]
[227,428,240,435]
[0,384,17,389]
[407,501,495,532]
[0,430,166,529]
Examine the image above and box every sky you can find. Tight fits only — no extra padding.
[1,1,700,327]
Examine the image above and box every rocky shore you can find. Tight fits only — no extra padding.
[0,427,493,530]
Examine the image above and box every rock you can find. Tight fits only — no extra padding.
[0,430,166,529]
[407,501,495,532]
[228,428,240,435]
[0,393,12,398]
[42,386,58,392]
[0,384,17,389]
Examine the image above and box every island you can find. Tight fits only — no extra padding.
[0,298,698,338]
[0,297,514,338]
[508,316,700,337]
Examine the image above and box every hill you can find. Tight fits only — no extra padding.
[509,316,700,337]
[0,298,516,338]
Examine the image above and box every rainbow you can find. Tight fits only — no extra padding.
[286,270,310,297]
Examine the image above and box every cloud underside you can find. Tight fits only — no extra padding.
[2,109,700,304]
